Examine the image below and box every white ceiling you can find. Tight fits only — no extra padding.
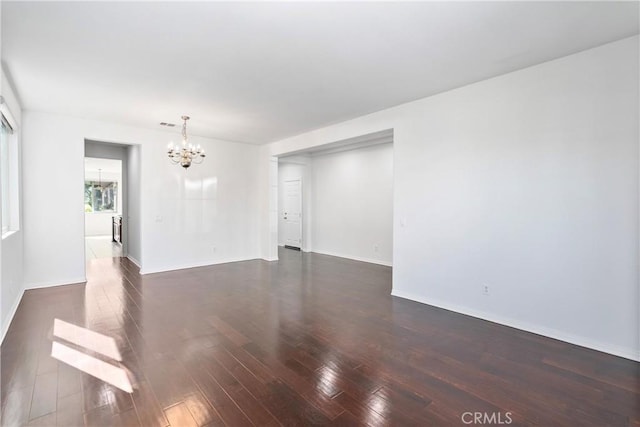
[2,2,638,144]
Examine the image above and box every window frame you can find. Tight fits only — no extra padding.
[1,96,19,238]
[84,179,119,214]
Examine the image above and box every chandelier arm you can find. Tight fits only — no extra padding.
[167,115,203,168]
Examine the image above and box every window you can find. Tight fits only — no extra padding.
[0,100,19,236]
[84,180,118,213]
[1,119,9,233]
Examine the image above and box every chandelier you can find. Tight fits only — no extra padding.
[167,115,205,168]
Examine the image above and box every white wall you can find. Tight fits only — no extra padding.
[0,69,24,341]
[262,36,640,361]
[22,111,261,287]
[259,154,279,261]
[84,214,115,237]
[311,143,393,265]
[127,145,141,266]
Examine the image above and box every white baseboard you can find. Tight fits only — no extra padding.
[140,256,259,275]
[1,288,25,345]
[25,277,87,290]
[391,289,640,362]
[311,249,393,267]
[126,255,141,268]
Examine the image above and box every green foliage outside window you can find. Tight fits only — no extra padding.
[84,181,117,213]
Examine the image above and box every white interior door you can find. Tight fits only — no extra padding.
[283,179,302,248]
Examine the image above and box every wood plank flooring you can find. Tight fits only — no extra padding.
[1,248,638,426]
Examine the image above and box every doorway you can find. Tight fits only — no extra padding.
[276,129,393,266]
[83,140,141,269]
[84,157,123,261]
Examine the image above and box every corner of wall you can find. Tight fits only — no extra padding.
[0,287,24,344]
[0,66,26,345]
[391,289,640,362]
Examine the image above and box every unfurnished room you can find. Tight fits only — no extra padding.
[0,2,638,426]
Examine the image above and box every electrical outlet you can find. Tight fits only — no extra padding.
[374,245,379,253]
[482,284,490,296]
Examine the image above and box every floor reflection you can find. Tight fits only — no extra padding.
[50,318,133,393]
[53,318,122,361]
[85,235,123,260]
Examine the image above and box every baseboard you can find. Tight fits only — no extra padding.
[140,256,260,275]
[25,277,87,290]
[126,255,141,268]
[391,289,640,362]
[311,249,393,267]
[1,288,25,344]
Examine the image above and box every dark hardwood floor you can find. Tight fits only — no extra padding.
[1,248,638,426]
